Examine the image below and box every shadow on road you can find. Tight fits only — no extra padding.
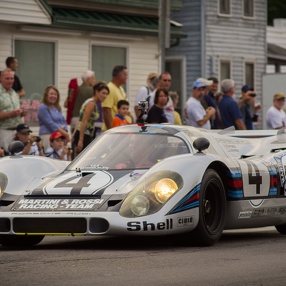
[1,227,284,251]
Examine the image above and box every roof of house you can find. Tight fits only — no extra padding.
[51,7,186,38]
[268,43,286,61]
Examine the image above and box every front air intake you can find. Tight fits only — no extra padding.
[13,218,87,233]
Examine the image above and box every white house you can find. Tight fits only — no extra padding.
[0,0,185,127]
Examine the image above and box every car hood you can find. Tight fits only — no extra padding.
[9,169,147,212]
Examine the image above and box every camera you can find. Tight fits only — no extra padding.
[35,136,41,142]
[138,100,148,111]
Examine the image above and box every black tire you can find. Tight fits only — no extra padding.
[0,235,44,247]
[275,224,286,235]
[189,169,226,246]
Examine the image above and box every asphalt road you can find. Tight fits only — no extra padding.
[1,227,286,286]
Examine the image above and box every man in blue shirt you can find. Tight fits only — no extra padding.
[201,77,220,129]
[218,79,246,130]
[238,85,261,130]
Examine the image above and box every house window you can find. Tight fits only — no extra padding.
[219,0,230,15]
[245,62,255,88]
[243,0,254,17]
[91,45,127,85]
[220,60,231,81]
[15,40,55,127]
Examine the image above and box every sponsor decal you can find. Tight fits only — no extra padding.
[238,211,252,219]
[127,219,173,231]
[273,152,286,195]
[13,198,104,211]
[177,216,193,226]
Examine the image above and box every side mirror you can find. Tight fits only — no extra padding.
[193,138,210,153]
[8,141,24,155]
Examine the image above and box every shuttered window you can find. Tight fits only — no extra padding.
[220,60,231,81]
[243,0,254,17]
[91,45,127,84]
[219,0,231,15]
[245,62,255,88]
[15,40,55,127]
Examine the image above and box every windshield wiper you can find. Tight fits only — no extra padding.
[76,165,110,173]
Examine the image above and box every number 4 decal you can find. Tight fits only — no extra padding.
[246,162,262,194]
[239,161,270,198]
[42,171,113,195]
[54,174,94,195]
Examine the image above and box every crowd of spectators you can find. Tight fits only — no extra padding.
[1,55,285,161]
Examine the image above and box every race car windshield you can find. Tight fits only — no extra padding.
[68,133,189,170]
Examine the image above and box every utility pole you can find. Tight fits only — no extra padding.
[159,0,170,73]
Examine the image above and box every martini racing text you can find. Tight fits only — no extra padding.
[14,199,104,210]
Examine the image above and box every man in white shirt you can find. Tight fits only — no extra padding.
[266,92,286,129]
[185,78,216,129]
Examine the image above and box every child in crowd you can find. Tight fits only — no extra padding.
[112,100,134,127]
[45,131,72,161]
[14,123,44,156]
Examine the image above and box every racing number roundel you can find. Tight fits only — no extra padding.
[43,171,113,195]
[238,161,270,198]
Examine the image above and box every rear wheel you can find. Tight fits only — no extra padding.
[189,169,226,246]
[0,235,44,247]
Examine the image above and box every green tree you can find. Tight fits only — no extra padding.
[268,0,286,26]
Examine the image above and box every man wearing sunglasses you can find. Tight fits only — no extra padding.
[238,85,261,130]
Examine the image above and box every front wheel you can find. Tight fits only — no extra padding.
[189,169,226,246]
[0,235,44,247]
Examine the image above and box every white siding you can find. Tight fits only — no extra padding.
[168,0,202,100]
[0,0,51,24]
[268,19,286,49]
[0,24,159,119]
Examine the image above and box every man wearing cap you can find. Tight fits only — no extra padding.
[45,131,71,160]
[14,123,44,156]
[0,68,28,152]
[218,79,246,130]
[201,77,220,129]
[238,85,261,130]
[185,78,216,129]
[134,72,157,119]
[266,92,286,129]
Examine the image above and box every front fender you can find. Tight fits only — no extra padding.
[0,156,69,196]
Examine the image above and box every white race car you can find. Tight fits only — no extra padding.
[1,124,286,247]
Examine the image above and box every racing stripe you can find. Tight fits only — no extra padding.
[167,184,200,215]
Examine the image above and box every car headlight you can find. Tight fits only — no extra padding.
[120,171,183,218]
[0,172,8,198]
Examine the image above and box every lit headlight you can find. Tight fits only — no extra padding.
[120,171,183,218]
[154,178,178,204]
[0,172,8,198]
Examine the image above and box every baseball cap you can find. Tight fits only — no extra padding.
[148,72,158,80]
[16,123,32,133]
[241,85,254,93]
[50,131,65,141]
[192,78,213,89]
[274,92,285,100]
